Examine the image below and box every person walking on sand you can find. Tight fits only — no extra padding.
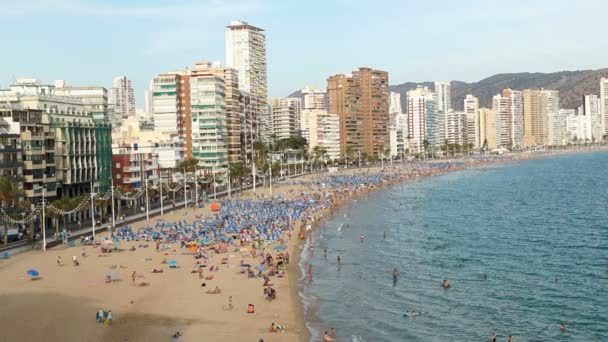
[57,256,63,266]
[105,310,112,325]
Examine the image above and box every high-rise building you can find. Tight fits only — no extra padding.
[110,76,136,123]
[406,86,434,154]
[464,95,480,147]
[191,62,242,164]
[327,68,389,158]
[302,86,327,110]
[446,111,465,145]
[189,71,228,171]
[300,86,327,142]
[239,91,260,163]
[523,89,540,147]
[601,78,608,139]
[308,110,340,161]
[389,113,407,157]
[493,89,523,148]
[151,73,192,156]
[225,20,268,142]
[435,81,451,138]
[565,108,592,143]
[389,91,403,125]
[270,98,301,141]
[584,94,602,142]
[479,108,497,150]
[540,90,559,145]
[548,109,568,146]
[327,74,356,156]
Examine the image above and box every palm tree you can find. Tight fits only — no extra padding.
[94,195,109,224]
[0,176,21,245]
[423,139,430,158]
[229,161,251,194]
[50,197,75,235]
[253,140,269,169]
[312,146,328,171]
[177,157,200,173]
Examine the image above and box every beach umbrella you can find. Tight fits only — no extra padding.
[168,260,177,266]
[240,264,251,268]
[240,247,249,252]
[254,265,267,272]
[273,245,288,251]
[26,269,39,278]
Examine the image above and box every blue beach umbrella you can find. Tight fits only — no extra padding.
[273,245,287,251]
[168,260,177,266]
[255,265,267,272]
[240,264,251,268]
[26,269,39,277]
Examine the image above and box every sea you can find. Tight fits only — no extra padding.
[299,151,608,342]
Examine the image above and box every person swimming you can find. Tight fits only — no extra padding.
[559,322,566,332]
[392,267,399,285]
[441,279,451,289]
[360,234,365,242]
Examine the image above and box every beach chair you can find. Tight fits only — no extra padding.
[2,252,9,259]
[68,241,75,248]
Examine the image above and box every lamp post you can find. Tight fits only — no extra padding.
[159,169,164,217]
[183,166,187,208]
[212,164,217,200]
[90,181,96,239]
[40,187,46,252]
[194,165,198,209]
[252,163,256,193]
[110,176,115,238]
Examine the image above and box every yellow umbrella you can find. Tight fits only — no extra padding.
[240,247,249,252]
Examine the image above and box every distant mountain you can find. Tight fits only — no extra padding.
[389,69,608,110]
[287,68,608,111]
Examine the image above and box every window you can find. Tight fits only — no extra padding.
[115,163,120,168]
[116,174,121,179]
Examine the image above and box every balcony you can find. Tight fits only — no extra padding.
[24,160,45,170]
[23,147,45,155]
[0,160,23,169]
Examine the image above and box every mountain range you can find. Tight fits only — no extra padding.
[288,68,608,111]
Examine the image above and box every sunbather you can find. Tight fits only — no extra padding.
[206,286,221,294]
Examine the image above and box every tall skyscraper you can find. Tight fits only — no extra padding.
[225,20,268,141]
[190,69,228,170]
[406,86,435,154]
[389,91,403,126]
[191,61,242,164]
[435,81,451,139]
[110,76,136,122]
[540,90,559,145]
[584,94,602,141]
[493,89,523,148]
[523,89,542,147]
[479,108,497,150]
[464,95,480,147]
[446,111,465,145]
[327,68,389,158]
[601,78,608,139]
[151,73,191,155]
[308,110,340,161]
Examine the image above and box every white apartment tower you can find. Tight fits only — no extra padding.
[225,20,268,140]
[407,87,434,153]
[492,89,523,148]
[110,76,136,121]
[584,94,603,141]
[435,81,451,138]
[270,98,302,140]
[464,94,480,147]
[302,86,327,110]
[601,78,608,139]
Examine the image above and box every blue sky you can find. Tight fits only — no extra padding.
[2,0,607,105]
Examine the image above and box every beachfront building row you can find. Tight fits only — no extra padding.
[0,79,112,201]
[151,61,262,172]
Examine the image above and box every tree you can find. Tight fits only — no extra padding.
[423,140,430,158]
[311,146,328,170]
[0,177,22,245]
[177,157,200,173]
[253,140,269,169]
[229,162,251,194]
[94,195,110,224]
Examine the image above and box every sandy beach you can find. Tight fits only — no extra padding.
[0,148,604,342]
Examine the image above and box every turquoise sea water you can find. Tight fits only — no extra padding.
[300,152,608,342]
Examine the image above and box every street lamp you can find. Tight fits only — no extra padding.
[110,176,115,238]
[89,181,96,240]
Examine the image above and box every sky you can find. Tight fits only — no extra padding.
[2,0,608,106]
